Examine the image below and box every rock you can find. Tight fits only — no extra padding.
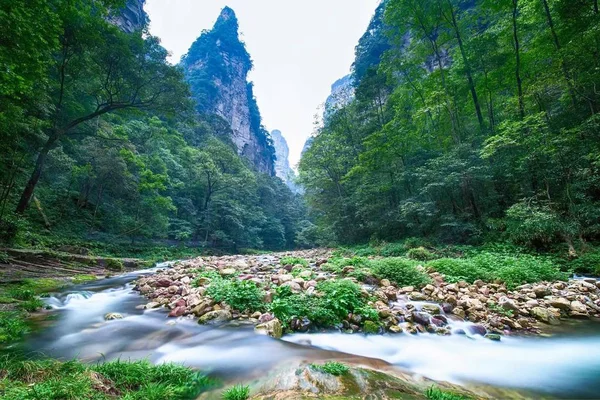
[220,268,236,276]
[570,300,587,313]
[255,318,283,339]
[180,276,191,285]
[380,279,391,287]
[389,325,403,333]
[517,318,531,328]
[485,333,502,341]
[409,292,428,301]
[139,285,152,294]
[498,296,520,313]
[186,294,202,308]
[445,283,458,292]
[412,311,431,326]
[400,286,414,293]
[259,313,274,323]
[531,307,560,325]
[291,317,312,332]
[469,324,487,336]
[421,304,441,315]
[198,310,232,324]
[104,312,123,320]
[548,297,571,310]
[167,285,179,294]
[474,280,485,288]
[281,281,302,293]
[452,307,466,318]
[169,306,186,317]
[155,279,172,288]
[553,282,566,290]
[145,302,160,309]
[278,274,294,284]
[533,285,551,298]
[195,277,211,286]
[299,270,313,279]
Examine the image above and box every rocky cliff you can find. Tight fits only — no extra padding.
[271,130,299,192]
[181,7,275,175]
[108,0,147,33]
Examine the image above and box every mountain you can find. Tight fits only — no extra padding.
[271,130,299,192]
[181,7,275,175]
[324,74,354,119]
[108,0,147,33]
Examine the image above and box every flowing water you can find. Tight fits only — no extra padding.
[16,263,600,399]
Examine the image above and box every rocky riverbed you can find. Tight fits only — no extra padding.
[132,249,600,338]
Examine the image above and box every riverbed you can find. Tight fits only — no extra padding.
[16,263,600,399]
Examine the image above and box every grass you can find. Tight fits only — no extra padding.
[426,386,472,400]
[72,274,97,284]
[206,278,265,313]
[310,361,349,376]
[0,356,216,400]
[222,384,250,400]
[280,256,308,267]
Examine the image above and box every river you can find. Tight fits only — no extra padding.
[16,263,600,399]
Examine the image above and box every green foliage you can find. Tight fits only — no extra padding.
[428,252,568,289]
[0,356,216,400]
[310,361,349,376]
[0,312,29,343]
[406,247,436,261]
[105,259,124,272]
[280,257,308,267]
[363,320,380,334]
[269,280,377,330]
[206,278,265,313]
[369,258,431,288]
[298,0,600,253]
[222,384,250,400]
[489,303,514,318]
[567,249,600,275]
[426,386,471,400]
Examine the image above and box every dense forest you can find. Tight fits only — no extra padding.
[300,0,600,254]
[0,0,310,251]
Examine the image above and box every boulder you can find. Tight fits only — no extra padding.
[155,279,172,288]
[548,297,571,310]
[409,292,428,301]
[498,296,520,313]
[220,268,236,276]
[255,318,283,339]
[281,281,302,293]
[104,312,123,320]
[145,302,160,309]
[570,300,587,314]
[380,279,391,287]
[198,310,232,324]
[531,307,560,325]
[169,306,186,317]
[533,285,551,298]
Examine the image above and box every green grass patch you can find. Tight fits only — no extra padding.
[222,384,250,400]
[280,256,308,267]
[72,274,97,284]
[369,258,431,287]
[0,356,216,400]
[206,278,265,313]
[310,361,349,376]
[426,386,472,400]
[0,312,29,343]
[427,251,568,289]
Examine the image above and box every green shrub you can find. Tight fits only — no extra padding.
[106,258,124,271]
[370,258,431,287]
[568,249,600,275]
[18,298,45,312]
[379,242,406,257]
[206,279,265,313]
[269,280,378,329]
[403,237,434,250]
[0,312,29,343]
[428,252,568,289]
[406,247,436,261]
[280,256,308,267]
[426,386,471,400]
[363,320,380,334]
[310,361,349,376]
[222,384,250,400]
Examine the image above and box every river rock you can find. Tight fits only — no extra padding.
[421,304,441,315]
[548,297,571,310]
[220,268,236,276]
[409,292,427,301]
[380,279,391,287]
[104,312,123,320]
[278,274,294,284]
[198,310,232,324]
[531,307,560,325]
[169,306,186,317]
[570,300,587,314]
[255,318,283,339]
[145,302,160,309]
[412,311,431,326]
[299,270,313,279]
[498,296,520,313]
[485,333,501,341]
[533,285,551,298]
[155,278,172,288]
[281,281,302,293]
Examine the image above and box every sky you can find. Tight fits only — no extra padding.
[144,0,379,167]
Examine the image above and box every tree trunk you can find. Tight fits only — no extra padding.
[447,0,485,129]
[15,134,60,214]
[512,0,525,119]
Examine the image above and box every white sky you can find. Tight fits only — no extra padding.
[145,0,379,167]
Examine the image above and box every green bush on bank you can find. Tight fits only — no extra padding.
[0,356,216,400]
[269,280,378,330]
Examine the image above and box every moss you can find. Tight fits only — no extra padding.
[362,321,380,334]
[72,274,97,284]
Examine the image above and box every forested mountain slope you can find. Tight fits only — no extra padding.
[300,0,600,252]
[0,2,307,251]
